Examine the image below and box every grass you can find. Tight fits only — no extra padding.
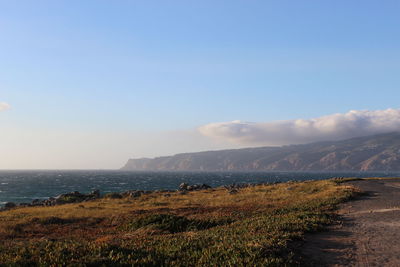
[0,179,357,266]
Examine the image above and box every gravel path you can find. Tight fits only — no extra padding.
[302,179,400,267]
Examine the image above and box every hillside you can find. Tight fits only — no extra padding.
[121,132,400,171]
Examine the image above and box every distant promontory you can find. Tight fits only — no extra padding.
[121,132,400,172]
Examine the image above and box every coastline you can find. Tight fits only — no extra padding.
[1,170,399,206]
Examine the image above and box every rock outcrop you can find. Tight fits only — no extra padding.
[1,184,213,211]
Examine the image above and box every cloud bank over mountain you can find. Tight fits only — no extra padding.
[0,102,11,112]
[199,108,400,145]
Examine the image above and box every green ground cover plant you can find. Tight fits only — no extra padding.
[0,179,357,266]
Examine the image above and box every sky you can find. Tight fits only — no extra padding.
[1,1,400,169]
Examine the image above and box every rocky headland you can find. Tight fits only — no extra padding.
[122,132,400,172]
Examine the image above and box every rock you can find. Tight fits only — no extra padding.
[201,183,211,189]
[187,185,194,191]
[229,189,239,194]
[0,190,102,211]
[224,183,252,190]
[179,183,212,191]
[54,191,89,204]
[4,202,16,209]
[91,190,100,198]
[129,191,142,198]
[179,183,189,191]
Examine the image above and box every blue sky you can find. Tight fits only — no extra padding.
[1,1,400,168]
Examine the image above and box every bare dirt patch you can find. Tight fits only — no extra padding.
[302,179,400,266]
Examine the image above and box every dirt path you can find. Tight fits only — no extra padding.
[302,179,400,266]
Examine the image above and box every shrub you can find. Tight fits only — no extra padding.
[125,214,231,233]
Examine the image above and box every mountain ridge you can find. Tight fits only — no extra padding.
[121,132,400,171]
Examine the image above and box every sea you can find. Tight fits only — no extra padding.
[1,170,399,206]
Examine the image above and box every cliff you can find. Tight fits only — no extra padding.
[121,132,400,171]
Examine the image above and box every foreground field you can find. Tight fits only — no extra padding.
[0,180,356,266]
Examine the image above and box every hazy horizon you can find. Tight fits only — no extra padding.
[1,1,400,169]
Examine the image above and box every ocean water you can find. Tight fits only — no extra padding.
[0,170,399,205]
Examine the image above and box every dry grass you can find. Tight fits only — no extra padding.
[0,179,357,266]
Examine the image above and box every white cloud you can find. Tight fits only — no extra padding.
[0,102,11,112]
[199,108,400,145]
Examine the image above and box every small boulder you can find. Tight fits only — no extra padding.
[129,191,142,198]
[229,189,239,195]
[179,183,189,191]
[91,190,100,198]
[201,184,211,189]
[187,185,194,191]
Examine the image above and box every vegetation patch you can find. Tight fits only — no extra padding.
[31,216,82,225]
[125,213,232,233]
[0,179,357,266]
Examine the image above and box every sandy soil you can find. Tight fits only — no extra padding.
[302,179,400,267]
